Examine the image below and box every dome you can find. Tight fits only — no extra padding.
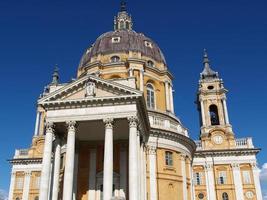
[78,30,167,68]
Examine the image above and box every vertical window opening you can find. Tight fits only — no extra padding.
[209,104,220,125]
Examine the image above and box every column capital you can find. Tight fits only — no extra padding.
[204,163,213,170]
[128,116,138,128]
[251,162,258,169]
[231,163,240,169]
[147,145,157,155]
[180,153,187,160]
[164,80,170,84]
[24,171,31,176]
[103,118,114,129]
[45,121,55,133]
[66,121,77,132]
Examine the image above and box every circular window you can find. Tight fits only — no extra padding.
[208,85,214,90]
[246,191,254,199]
[198,193,204,199]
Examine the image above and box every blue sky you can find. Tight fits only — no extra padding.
[0,0,266,198]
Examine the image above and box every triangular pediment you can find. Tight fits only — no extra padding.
[38,75,142,106]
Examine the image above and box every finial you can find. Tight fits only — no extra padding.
[120,0,127,12]
[203,48,210,64]
[200,49,219,79]
[51,65,59,85]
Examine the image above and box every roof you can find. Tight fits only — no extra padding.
[78,30,167,68]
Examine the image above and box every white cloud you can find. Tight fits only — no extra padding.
[0,189,8,200]
[260,163,267,182]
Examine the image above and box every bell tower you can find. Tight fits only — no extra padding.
[197,50,235,149]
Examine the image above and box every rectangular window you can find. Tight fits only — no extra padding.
[165,151,173,166]
[193,172,203,185]
[15,177,24,189]
[218,171,227,184]
[242,171,251,184]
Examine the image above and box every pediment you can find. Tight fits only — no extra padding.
[38,75,142,106]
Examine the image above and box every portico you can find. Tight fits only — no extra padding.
[38,75,149,200]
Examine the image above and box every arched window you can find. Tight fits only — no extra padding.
[34,196,39,200]
[126,21,130,29]
[222,192,229,200]
[146,83,155,109]
[209,105,219,125]
[119,21,124,29]
[110,56,120,63]
[147,60,154,67]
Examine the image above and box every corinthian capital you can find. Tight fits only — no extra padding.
[66,121,77,132]
[127,116,138,128]
[147,145,157,155]
[45,121,55,133]
[103,118,114,129]
[231,163,240,169]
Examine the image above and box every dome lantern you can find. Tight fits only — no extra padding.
[114,1,133,31]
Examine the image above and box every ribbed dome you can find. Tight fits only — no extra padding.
[79,30,166,68]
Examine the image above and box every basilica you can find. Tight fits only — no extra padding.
[8,2,263,200]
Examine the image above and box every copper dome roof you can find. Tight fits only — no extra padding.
[79,30,166,68]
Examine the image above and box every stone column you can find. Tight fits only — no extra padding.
[140,69,144,92]
[34,111,40,136]
[200,100,206,126]
[169,84,174,113]
[119,144,127,199]
[40,122,54,200]
[165,81,170,111]
[143,145,147,200]
[52,139,61,200]
[129,68,134,77]
[190,167,195,200]
[231,163,244,200]
[63,121,77,200]
[73,153,79,200]
[222,98,230,124]
[88,149,97,200]
[204,164,216,200]
[22,171,31,200]
[181,154,187,200]
[103,118,114,200]
[128,116,139,200]
[140,142,144,200]
[148,145,157,200]
[8,172,16,200]
[252,163,263,200]
[136,131,141,200]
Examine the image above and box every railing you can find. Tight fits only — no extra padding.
[14,149,29,158]
[148,112,188,136]
[194,137,254,151]
[235,137,254,148]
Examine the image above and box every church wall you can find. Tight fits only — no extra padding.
[145,148,192,200]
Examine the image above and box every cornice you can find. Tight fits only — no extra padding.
[194,148,261,157]
[150,129,196,155]
[8,158,42,165]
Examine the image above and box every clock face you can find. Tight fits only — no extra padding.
[246,191,254,199]
[213,135,223,144]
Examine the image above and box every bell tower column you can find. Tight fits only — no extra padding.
[222,98,230,124]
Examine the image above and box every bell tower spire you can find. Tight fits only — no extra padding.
[197,50,233,140]
[114,1,133,31]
